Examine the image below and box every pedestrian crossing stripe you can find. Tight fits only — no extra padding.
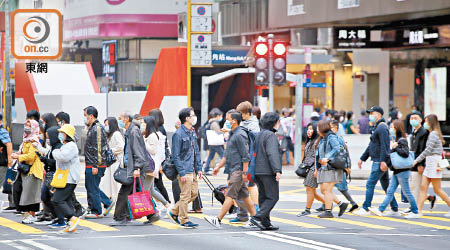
[349,214,450,231]
[136,218,180,229]
[421,215,450,223]
[270,216,324,229]
[78,219,119,231]
[304,214,394,230]
[0,217,44,234]
[348,185,386,194]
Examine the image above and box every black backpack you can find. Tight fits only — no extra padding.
[198,121,211,139]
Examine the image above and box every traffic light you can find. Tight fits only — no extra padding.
[254,41,269,86]
[272,41,287,85]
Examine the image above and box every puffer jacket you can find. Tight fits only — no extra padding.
[84,120,109,167]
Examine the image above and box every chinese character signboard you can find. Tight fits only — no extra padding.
[102,40,116,80]
[211,50,248,65]
[333,27,369,48]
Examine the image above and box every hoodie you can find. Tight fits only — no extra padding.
[41,126,63,173]
[240,116,260,132]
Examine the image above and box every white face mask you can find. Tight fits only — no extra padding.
[84,116,90,125]
[192,116,197,126]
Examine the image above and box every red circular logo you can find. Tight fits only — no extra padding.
[106,0,125,5]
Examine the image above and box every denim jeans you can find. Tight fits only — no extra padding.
[379,171,418,213]
[85,168,111,215]
[334,173,348,191]
[362,162,398,211]
[204,145,224,173]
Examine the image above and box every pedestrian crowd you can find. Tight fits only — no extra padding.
[0,102,449,233]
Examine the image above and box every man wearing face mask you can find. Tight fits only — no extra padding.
[83,106,113,219]
[354,106,399,216]
[168,107,202,229]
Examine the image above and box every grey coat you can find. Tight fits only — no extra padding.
[255,129,282,175]
[20,173,42,206]
[124,123,150,178]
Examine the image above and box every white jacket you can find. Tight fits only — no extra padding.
[108,131,125,164]
[52,141,81,184]
[144,132,166,178]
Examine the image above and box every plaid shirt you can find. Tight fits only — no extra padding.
[0,126,11,145]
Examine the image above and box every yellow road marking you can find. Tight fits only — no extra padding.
[421,215,450,223]
[302,213,394,230]
[270,216,324,229]
[137,218,180,229]
[78,219,119,231]
[280,188,306,194]
[348,185,385,194]
[0,217,44,234]
[349,214,450,231]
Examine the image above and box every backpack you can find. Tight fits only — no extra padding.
[246,130,259,183]
[198,121,210,140]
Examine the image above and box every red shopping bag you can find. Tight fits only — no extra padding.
[127,177,155,219]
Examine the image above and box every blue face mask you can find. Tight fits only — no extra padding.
[218,117,223,122]
[104,126,110,134]
[424,123,430,130]
[369,115,376,123]
[118,120,125,128]
[410,120,420,128]
[58,132,65,142]
[224,120,232,130]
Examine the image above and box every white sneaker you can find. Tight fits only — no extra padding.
[400,208,411,215]
[368,207,384,217]
[405,212,422,219]
[353,208,371,216]
[204,216,222,229]
[242,221,259,229]
[159,206,167,218]
[224,213,237,219]
[22,214,37,224]
[444,211,450,218]
[385,210,401,217]
[165,204,174,219]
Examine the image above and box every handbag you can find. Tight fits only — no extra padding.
[390,151,415,170]
[438,152,449,169]
[113,165,134,185]
[295,163,310,178]
[127,177,155,219]
[324,136,348,170]
[97,126,117,167]
[143,153,155,174]
[162,155,178,181]
[2,163,17,194]
[206,130,225,146]
[50,168,69,188]
[17,162,31,175]
[105,149,117,166]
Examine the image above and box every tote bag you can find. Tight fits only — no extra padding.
[127,177,155,219]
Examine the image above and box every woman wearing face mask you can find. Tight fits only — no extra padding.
[413,114,450,218]
[142,116,171,222]
[297,122,326,217]
[369,120,420,218]
[51,124,82,233]
[100,117,124,204]
[11,119,44,224]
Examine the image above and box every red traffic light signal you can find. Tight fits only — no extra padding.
[255,42,269,56]
[273,43,286,56]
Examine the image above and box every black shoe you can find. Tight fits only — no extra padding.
[348,204,359,213]
[143,213,161,225]
[315,204,325,213]
[297,210,311,217]
[318,211,334,218]
[249,217,266,230]
[428,195,437,210]
[110,219,132,226]
[338,202,349,217]
[3,206,16,211]
[263,224,279,231]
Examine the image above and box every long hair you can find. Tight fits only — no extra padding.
[144,116,159,139]
[392,120,406,142]
[105,117,121,139]
[315,120,331,149]
[149,109,164,128]
[306,122,318,145]
[425,114,445,145]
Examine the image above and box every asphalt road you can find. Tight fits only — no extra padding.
[1,166,450,250]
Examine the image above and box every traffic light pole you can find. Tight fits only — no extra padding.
[4,0,11,130]
[268,34,274,112]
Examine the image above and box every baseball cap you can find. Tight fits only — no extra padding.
[310,112,320,118]
[366,106,384,115]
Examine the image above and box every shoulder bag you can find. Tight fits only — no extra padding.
[324,136,348,170]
